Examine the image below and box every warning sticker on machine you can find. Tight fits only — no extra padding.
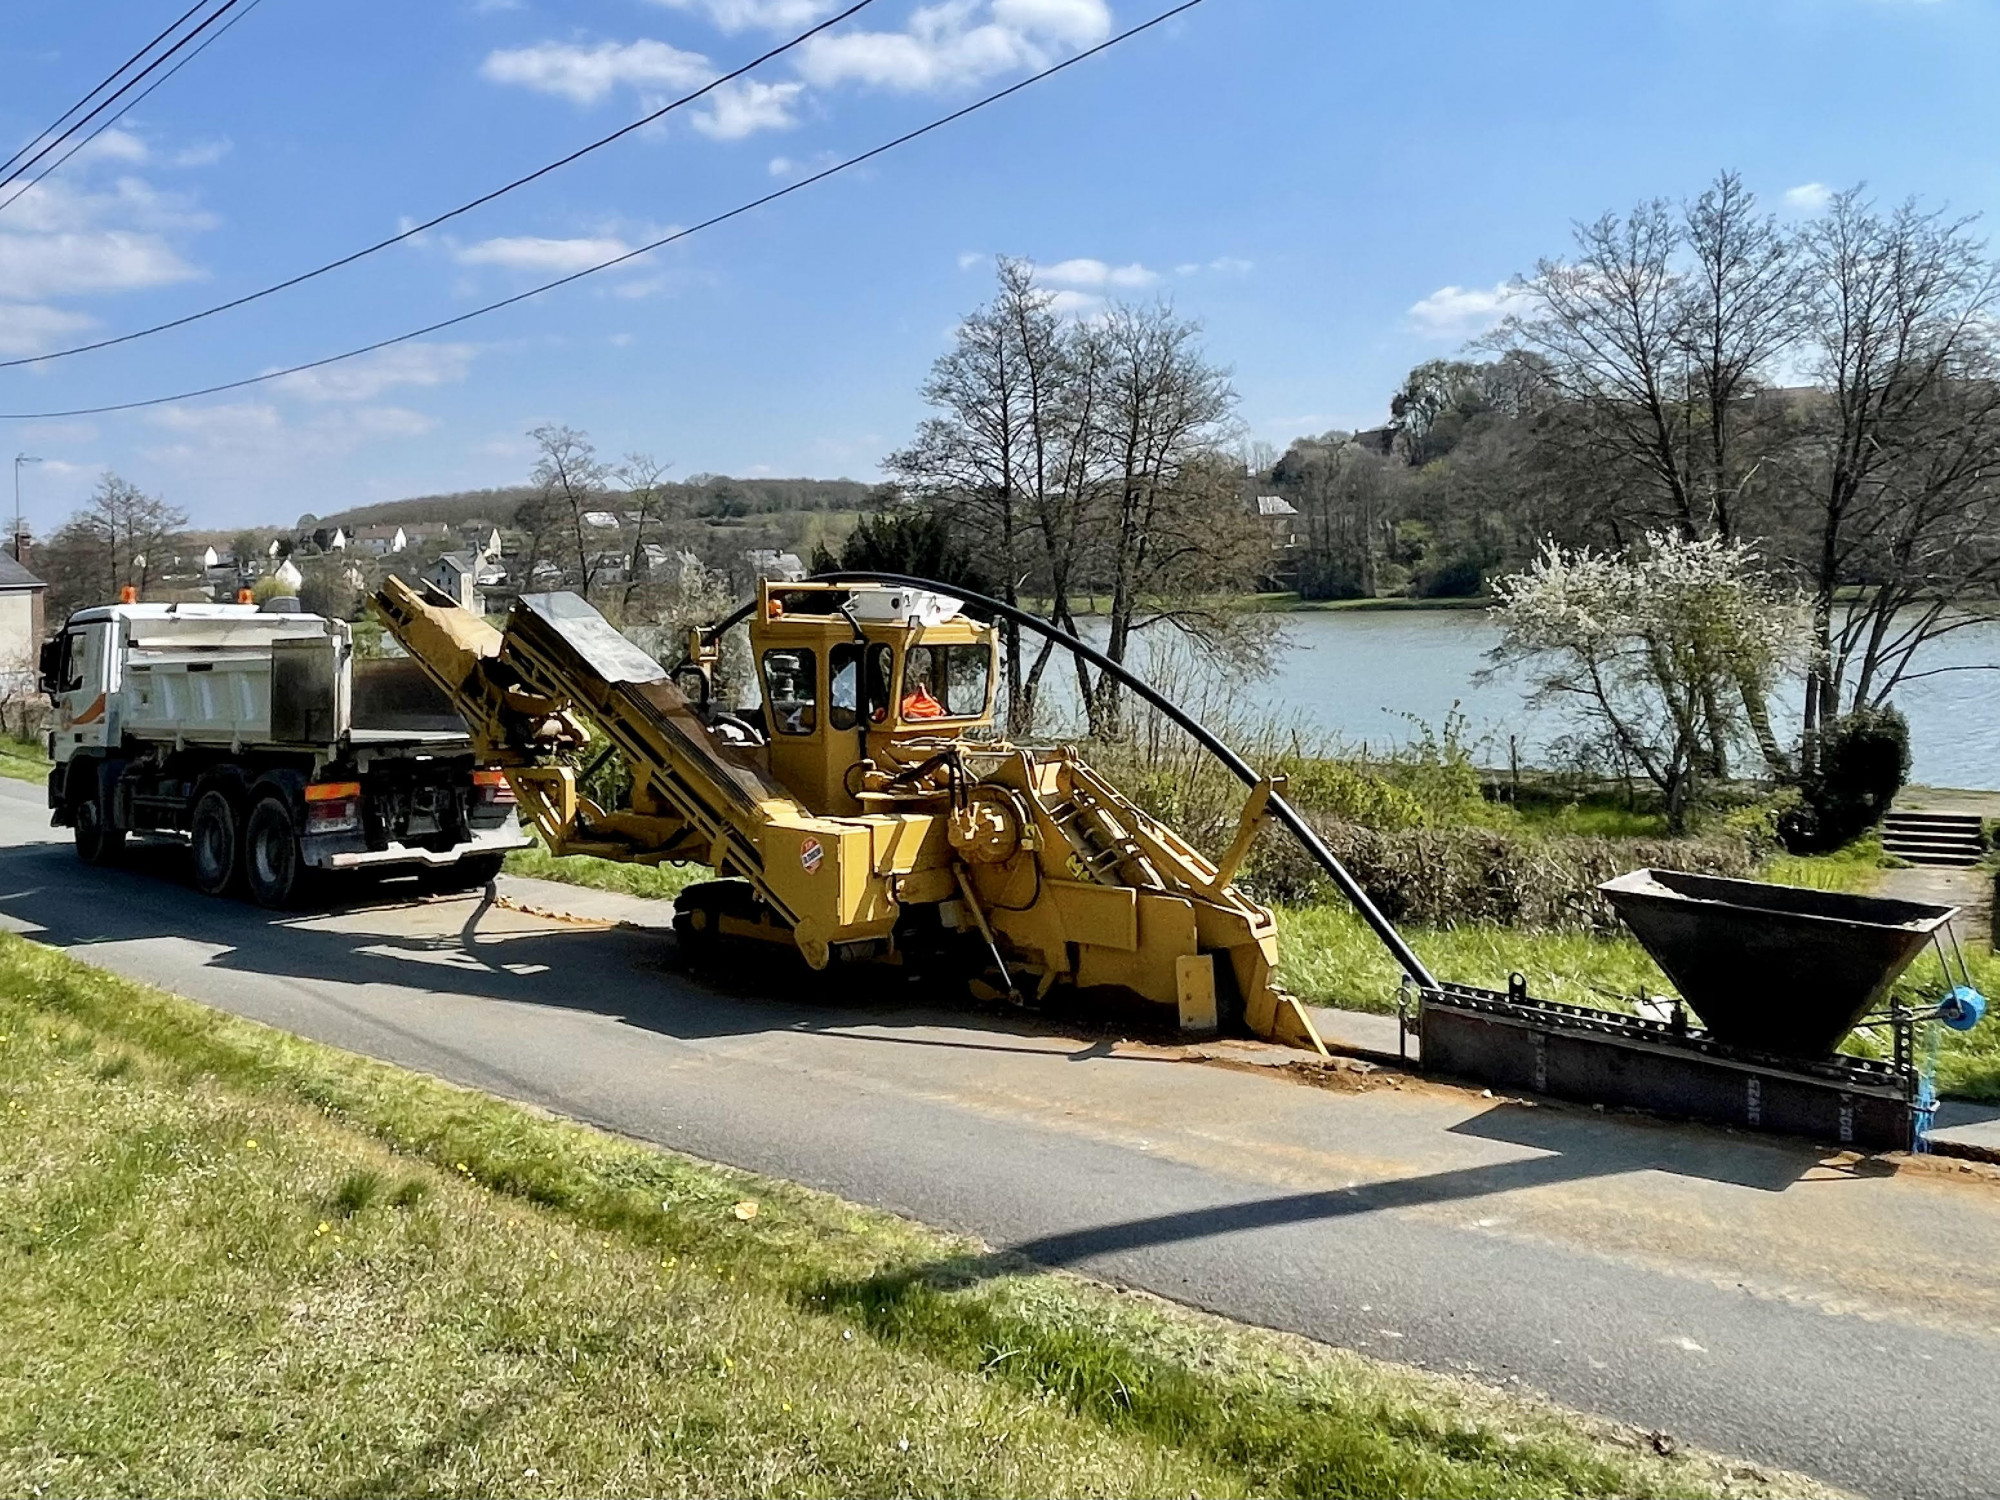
[800,837,824,874]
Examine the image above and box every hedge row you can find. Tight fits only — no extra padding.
[1243,817,1756,934]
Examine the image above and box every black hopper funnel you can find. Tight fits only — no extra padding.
[1599,869,1955,1059]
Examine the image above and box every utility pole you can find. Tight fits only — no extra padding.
[12,454,42,562]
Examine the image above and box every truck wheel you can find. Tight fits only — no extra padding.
[190,790,243,896]
[245,795,306,909]
[74,795,124,865]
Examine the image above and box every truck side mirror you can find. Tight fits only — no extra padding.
[37,637,62,696]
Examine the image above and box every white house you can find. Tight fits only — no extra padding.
[0,555,46,699]
[426,551,509,612]
[582,510,621,531]
[272,558,305,592]
[353,524,407,556]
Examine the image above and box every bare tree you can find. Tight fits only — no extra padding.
[1786,191,2000,762]
[39,473,187,618]
[614,451,677,612]
[527,424,609,598]
[1084,299,1251,734]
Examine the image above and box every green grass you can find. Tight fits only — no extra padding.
[0,933,1822,1499]
[1759,835,1894,894]
[503,837,703,902]
[1277,901,2000,1102]
[0,733,49,785]
[1501,800,1672,839]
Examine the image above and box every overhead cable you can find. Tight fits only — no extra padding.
[0,0,881,369]
[0,0,213,181]
[0,0,1209,421]
[0,0,268,217]
[0,0,252,200]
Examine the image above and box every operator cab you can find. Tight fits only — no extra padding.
[724,581,998,813]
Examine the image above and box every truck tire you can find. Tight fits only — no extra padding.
[190,789,243,897]
[244,795,307,909]
[73,794,124,865]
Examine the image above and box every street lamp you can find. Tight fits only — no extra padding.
[13,454,42,563]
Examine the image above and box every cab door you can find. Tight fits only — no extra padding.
[55,622,117,756]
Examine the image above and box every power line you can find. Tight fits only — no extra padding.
[0,0,267,218]
[0,0,252,200]
[0,0,880,370]
[0,0,214,182]
[0,0,1210,424]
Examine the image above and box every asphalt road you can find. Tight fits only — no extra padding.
[3,776,1997,1499]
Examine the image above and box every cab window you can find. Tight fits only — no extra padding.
[829,644,861,732]
[902,644,991,720]
[760,648,817,736]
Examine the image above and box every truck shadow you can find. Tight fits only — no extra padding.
[0,839,1158,1057]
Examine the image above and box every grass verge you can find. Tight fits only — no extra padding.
[1277,902,2000,1101]
[0,733,49,785]
[503,837,703,902]
[0,933,1820,1498]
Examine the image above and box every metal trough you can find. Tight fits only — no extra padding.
[1599,869,1954,1059]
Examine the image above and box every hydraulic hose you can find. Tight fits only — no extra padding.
[794,571,1441,992]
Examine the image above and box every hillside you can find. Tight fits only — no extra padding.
[314,476,877,533]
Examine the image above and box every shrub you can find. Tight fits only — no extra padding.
[1242,816,1755,933]
[1782,706,1911,852]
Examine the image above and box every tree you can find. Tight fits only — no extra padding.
[1784,191,2000,762]
[527,424,610,598]
[1489,532,1808,831]
[889,263,1261,736]
[38,473,188,619]
[887,258,1091,731]
[615,452,678,612]
[808,501,991,592]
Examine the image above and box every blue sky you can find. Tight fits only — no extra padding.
[1,0,1996,531]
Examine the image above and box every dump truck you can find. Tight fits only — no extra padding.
[370,576,1335,1050]
[42,597,530,905]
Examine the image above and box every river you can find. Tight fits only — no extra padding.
[1064,609,2000,791]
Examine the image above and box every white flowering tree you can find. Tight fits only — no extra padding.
[1491,532,1808,830]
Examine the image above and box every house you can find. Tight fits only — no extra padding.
[458,525,503,561]
[0,554,47,698]
[581,510,621,531]
[426,551,510,613]
[1254,495,1300,551]
[272,558,305,592]
[744,549,806,582]
[302,525,347,554]
[352,524,407,556]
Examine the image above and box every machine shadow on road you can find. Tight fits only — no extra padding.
[0,840,1188,1059]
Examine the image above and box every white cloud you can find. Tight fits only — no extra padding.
[1784,181,1833,212]
[171,139,232,169]
[652,0,838,31]
[1037,257,1159,289]
[691,78,804,138]
[797,0,1111,93]
[0,229,197,300]
[481,38,713,105]
[1045,289,1101,317]
[270,344,477,403]
[77,127,149,164]
[0,303,96,357]
[1407,281,1530,338]
[957,250,988,270]
[1207,256,1253,275]
[455,235,633,272]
